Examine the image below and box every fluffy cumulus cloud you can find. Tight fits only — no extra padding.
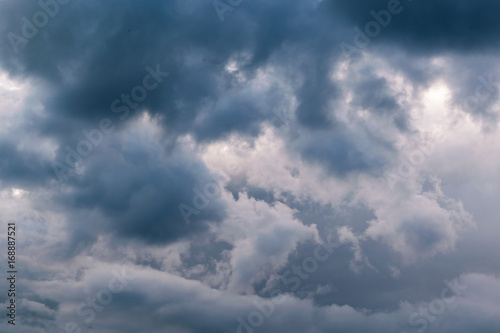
[0,0,499,332]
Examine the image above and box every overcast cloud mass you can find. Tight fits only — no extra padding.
[0,0,499,332]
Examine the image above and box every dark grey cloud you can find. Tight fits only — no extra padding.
[53,132,228,246]
[329,0,500,53]
[291,128,392,176]
[0,142,53,188]
[0,0,499,332]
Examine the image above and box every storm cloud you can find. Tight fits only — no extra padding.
[0,0,499,332]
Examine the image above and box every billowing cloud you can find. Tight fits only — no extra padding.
[0,0,499,332]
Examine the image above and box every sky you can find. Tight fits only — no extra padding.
[0,0,499,332]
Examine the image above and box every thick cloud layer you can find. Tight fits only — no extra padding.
[0,0,499,332]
